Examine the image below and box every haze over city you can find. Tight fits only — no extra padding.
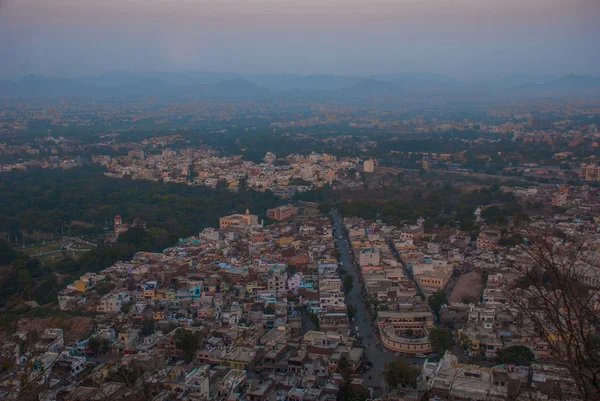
[1,0,599,80]
[3,1,600,400]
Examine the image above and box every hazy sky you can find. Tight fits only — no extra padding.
[1,0,599,80]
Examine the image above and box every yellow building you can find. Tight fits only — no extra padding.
[363,159,375,173]
[380,327,433,354]
[219,209,259,229]
[153,310,165,321]
[378,310,435,354]
[278,236,294,246]
[581,164,600,182]
[72,273,105,292]
[246,282,266,294]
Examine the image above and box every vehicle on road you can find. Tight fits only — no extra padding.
[415,353,427,358]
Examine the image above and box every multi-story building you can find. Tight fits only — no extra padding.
[477,230,500,250]
[267,205,297,221]
[422,157,430,171]
[415,269,452,294]
[358,247,380,266]
[378,309,434,354]
[264,152,276,164]
[318,277,345,313]
[70,273,106,292]
[423,352,514,400]
[219,209,259,229]
[266,263,288,294]
[98,290,130,313]
[34,329,64,353]
[581,163,600,182]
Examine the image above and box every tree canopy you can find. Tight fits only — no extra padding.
[381,361,420,390]
[429,328,453,356]
[496,345,535,365]
[0,167,281,241]
[428,290,449,317]
[174,329,202,363]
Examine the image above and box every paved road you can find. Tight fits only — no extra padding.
[331,211,406,393]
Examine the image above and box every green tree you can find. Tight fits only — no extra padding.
[34,276,58,305]
[429,328,453,355]
[347,304,357,321]
[481,205,507,225]
[94,281,116,296]
[106,366,144,387]
[318,203,331,215]
[121,301,133,314]
[216,179,229,190]
[174,329,202,363]
[308,312,320,331]
[343,275,353,294]
[17,269,32,288]
[428,290,448,317]
[117,226,148,248]
[458,333,473,352]
[381,361,419,389]
[140,319,156,336]
[146,228,171,252]
[497,345,535,365]
[101,339,110,354]
[337,357,367,401]
[87,336,101,355]
[54,257,80,275]
[238,177,248,192]
[0,239,16,265]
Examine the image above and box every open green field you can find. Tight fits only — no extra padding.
[36,252,83,266]
[21,241,64,256]
[292,203,322,222]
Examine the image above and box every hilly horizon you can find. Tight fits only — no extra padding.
[1,72,599,100]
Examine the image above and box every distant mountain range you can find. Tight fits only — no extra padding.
[0,72,598,99]
[517,74,600,91]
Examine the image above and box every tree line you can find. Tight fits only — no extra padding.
[0,166,282,243]
[0,166,283,313]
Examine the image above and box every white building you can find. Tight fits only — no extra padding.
[359,247,380,267]
[266,263,288,294]
[98,290,130,313]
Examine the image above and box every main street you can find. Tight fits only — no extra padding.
[330,211,401,392]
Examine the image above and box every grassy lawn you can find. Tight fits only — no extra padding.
[36,252,83,267]
[21,241,64,256]
[292,204,321,222]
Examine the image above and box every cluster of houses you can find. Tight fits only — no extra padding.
[1,213,375,401]
[96,148,363,196]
